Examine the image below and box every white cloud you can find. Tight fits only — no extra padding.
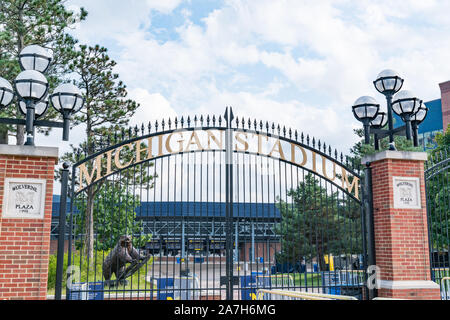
[127,88,178,127]
[145,0,183,14]
[58,0,450,157]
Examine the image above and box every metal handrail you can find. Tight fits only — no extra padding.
[256,289,358,300]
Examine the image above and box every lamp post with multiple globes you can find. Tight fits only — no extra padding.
[352,69,428,151]
[0,44,84,146]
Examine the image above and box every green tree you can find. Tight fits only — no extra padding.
[61,44,141,261]
[72,182,151,252]
[349,125,422,166]
[431,124,450,156]
[275,174,362,270]
[0,0,87,144]
[426,125,449,252]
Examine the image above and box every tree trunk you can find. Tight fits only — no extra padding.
[16,125,24,145]
[0,126,9,144]
[83,186,95,262]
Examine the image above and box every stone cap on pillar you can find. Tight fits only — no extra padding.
[361,150,428,165]
[0,145,58,163]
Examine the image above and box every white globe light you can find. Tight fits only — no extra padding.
[14,70,48,101]
[352,96,380,121]
[392,90,421,116]
[18,96,49,119]
[50,83,84,113]
[412,105,428,123]
[19,45,53,73]
[374,69,403,94]
[0,77,14,108]
[370,112,388,128]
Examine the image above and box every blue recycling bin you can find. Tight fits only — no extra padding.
[153,277,175,300]
[194,257,204,263]
[240,275,256,300]
[313,263,318,272]
[240,272,265,300]
[67,281,104,300]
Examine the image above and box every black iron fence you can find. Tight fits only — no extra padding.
[425,148,450,300]
[55,108,370,300]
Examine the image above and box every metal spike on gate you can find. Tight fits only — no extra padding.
[161,119,166,131]
[235,116,239,128]
[312,137,315,148]
[328,145,332,156]
[248,118,251,129]
[306,134,310,145]
[334,149,338,159]
[260,120,263,131]
[187,116,191,128]
[134,125,139,136]
[283,126,286,137]
[181,116,185,128]
[155,120,159,132]
[194,115,197,127]
[212,115,216,126]
[200,115,204,126]
[168,118,172,129]
[254,119,257,130]
[295,130,298,141]
[318,140,321,150]
[340,152,343,163]
[241,117,245,128]
[141,123,145,135]
[121,127,125,140]
[206,115,210,126]
[218,115,222,126]
[289,128,292,139]
[175,117,178,129]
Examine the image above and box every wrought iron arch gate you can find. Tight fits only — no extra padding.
[55,107,373,300]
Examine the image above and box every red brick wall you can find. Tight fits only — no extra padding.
[370,156,440,300]
[371,158,431,282]
[239,242,280,263]
[378,288,441,300]
[440,81,450,132]
[0,153,57,300]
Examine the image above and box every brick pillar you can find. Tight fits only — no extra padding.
[440,80,450,132]
[362,151,441,300]
[0,145,58,300]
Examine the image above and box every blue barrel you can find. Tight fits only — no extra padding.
[154,278,174,300]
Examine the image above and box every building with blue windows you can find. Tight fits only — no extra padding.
[394,80,449,151]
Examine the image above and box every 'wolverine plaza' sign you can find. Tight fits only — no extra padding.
[2,178,46,219]
[76,129,360,199]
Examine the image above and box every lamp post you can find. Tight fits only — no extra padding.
[352,69,426,150]
[0,44,84,146]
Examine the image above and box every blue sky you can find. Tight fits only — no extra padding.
[36,0,450,164]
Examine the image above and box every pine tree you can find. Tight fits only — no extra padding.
[61,44,141,261]
[275,174,362,271]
